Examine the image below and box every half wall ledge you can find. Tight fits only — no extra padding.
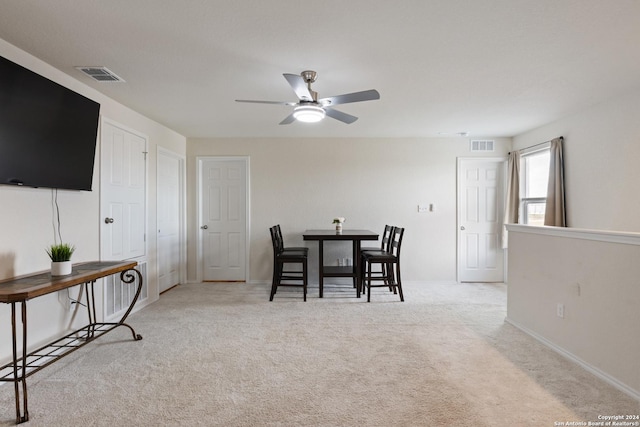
[505,224,640,400]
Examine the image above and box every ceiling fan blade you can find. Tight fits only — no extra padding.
[325,108,358,124]
[279,112,296,125]
[319,89,380,106]
[235,99,297,106]
[283,73,314,101]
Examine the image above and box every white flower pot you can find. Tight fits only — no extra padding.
[335,223,343,233]
[51,261,72,276]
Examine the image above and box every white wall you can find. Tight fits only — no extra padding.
[187,137,511,284]
[506,225,640,398]
[0,39,187,361]
[512,87,640,232]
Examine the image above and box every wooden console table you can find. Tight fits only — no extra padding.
[0,261,143,424]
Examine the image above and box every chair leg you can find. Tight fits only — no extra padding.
[395,263,404,302]
[303,258,307,302]
[269,261,280,301]
[360,255,366,297]
[384,262,395,292]
[367,260,372,302]
[389,263,397,294]
[363,258,372,297]
[362,259,366,299]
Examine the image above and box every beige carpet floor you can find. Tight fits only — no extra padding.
[0,281,637,426]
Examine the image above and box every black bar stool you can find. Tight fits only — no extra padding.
[360,225,394,294]
[361,227,404,302]
[269,226,308,301]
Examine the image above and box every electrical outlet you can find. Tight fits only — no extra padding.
[556,303,564,318]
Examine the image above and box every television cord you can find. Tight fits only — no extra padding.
[51,189,64,244]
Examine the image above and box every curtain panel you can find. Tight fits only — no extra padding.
[544,137,566,227]
[502,151,520,248]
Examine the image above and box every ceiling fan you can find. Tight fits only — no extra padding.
[235,70,380,125]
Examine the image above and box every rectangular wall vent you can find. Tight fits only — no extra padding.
[470,140,495,152]
[76,66,125,83]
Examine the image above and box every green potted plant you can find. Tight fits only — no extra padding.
[46,243,75,276]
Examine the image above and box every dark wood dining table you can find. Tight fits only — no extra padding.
[303,229,379,298]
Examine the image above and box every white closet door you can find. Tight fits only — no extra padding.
[100,120,146,261]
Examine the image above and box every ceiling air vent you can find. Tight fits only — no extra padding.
[470,140,495,152]
[76,66,125,83]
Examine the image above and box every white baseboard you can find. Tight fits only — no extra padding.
[505,317,640,401]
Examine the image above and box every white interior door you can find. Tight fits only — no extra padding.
[199,157,248,281]
[100,120,146,261]
[100,119,148,320]
[457,158,505,282]
[157,148,183,293]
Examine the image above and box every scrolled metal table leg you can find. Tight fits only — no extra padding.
[116,268,144,341]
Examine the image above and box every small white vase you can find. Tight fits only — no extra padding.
[335,223,343,233]
[51,261,72,276]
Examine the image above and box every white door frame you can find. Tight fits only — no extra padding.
[157,147,187,289]
[196,156,251,282]
[456,157,507,282]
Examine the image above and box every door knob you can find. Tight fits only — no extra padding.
[460,226,465,230]
[104,217,114,224]
[201,225,208,230]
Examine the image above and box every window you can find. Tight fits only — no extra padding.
[520,148,550,226]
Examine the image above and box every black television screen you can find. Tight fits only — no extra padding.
[0,55,100,191]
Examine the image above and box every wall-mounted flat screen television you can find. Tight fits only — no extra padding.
[0,55,100,191]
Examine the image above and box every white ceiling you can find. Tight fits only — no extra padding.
[1,1,639,139]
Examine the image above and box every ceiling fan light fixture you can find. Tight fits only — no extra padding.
[293,105,325,123]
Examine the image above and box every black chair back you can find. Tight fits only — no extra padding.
[380,225,395,252]
[275,224,285,250]
[269,226,283,254]
[389,227,404,257]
